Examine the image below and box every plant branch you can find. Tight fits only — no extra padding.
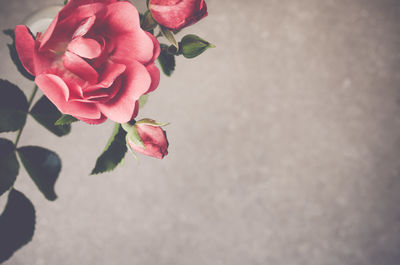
[14,85,38,147]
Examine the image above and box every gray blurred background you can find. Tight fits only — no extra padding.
[1,0,400,264]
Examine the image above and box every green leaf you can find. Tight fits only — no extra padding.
[138,94,149,109]
[0,138,19,197]
[3,29,35,81]
[17,146,61,201]
[55,114,78,126]
[0,79,28,133]
[180,34,215,59]
[30,96,71,137]
[160,26,178,49]
[158,44,176,76]
[91,124,128,175]
[0,189,35,263]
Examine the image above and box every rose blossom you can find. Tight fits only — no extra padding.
[128,123,168,159]
[149,0,208,30]
[15,0,160,124]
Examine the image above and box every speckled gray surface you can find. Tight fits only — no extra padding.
[1,0,400,264]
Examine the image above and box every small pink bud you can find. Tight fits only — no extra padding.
[128,123,168,159]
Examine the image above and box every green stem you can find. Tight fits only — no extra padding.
[14,85,39,147]
[155,31,162,39]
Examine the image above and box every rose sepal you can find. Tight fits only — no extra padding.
[180,34,215,59]
[160,26,178,49]
[138,95,149,109]
[122,122,145,148]
[141,10,158,32]
[135,118,169,127]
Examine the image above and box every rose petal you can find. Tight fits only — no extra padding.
[104,2,155,64]
[110,33,154,65]
[38,14,59,51]
[131,100,139,119]
[74,114,107,124]
[83,62,125,94]
[66,0,118,6]
[59,2,105,22]
[35,73,101,119]
[32,49,57,75]
[65,80,84,100]
[145,63,160,94]
[82,91,109,100]
[36,74,69,102]
[97,60,151,123]
[14,25,36,75]
[62,51,98,84]
[67,36,102,59]
[98,62,126,88]
[72,16,96,39]
[104,2,140,33]
[145,31,161,64]
[82,77,122,102]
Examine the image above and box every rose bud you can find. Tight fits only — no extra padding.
[149,0,208,30]
[127,121,168,159]
[14,0,160,124]
[180,34,215,58]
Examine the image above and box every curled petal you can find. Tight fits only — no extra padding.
[66,0,118,6]
[97,60,150,123]
[145,31,161,64]
[14,25,36,75]
[97,62,126,88]
[105,2,155,64]
[83,62,126,98]
[38,14,59,51]
[131,100,139,120]
[74,114,107,124]
[35,73,101,119]
[62,51,98,84]
[104,2,141,34]
[145,63,160,94]
[110,33,154,65]
[82,77,122,102]
[72,15,96,38]
[67,36,102,59]
[59,2,106,22]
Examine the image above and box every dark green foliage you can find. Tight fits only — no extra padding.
[17,146,61,201]
[0,138,19,197]
[91,124,128,175]
[0,79,28,133]
[158,44,176,76]
[30,96,71,137]
[55,114,78,126]
[0,189,35,263]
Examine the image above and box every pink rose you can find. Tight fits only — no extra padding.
[149,0,208,30]
[128,123,168,159]
[15,0,160,124]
